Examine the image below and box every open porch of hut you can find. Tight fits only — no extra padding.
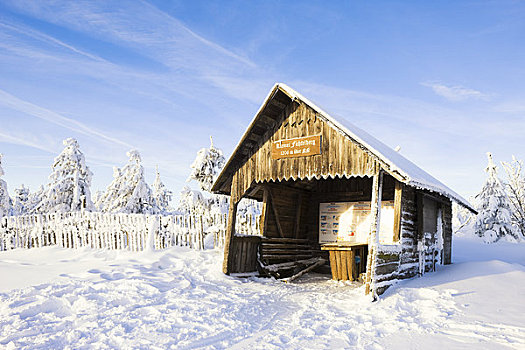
[211,83,475,296]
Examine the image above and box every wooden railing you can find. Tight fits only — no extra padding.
[0,211,261,252]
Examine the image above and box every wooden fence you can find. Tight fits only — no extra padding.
[0,211,261,252]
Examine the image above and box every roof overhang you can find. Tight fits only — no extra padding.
[212,83,476,214]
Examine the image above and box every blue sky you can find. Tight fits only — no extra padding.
[1,0,524,203]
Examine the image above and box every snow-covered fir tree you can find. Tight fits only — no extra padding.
[0,154,11,217]
[96,167,121,212]
[98,150,157,214]
[187,136,225,192]
[153,166,172,215]
[35,138,94,213]
[12,184,30,216]
[501,156,525,239]
[474,153,516,242]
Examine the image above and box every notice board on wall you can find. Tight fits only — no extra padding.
[319,201,395,244]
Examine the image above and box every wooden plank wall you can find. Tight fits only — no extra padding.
[229,236,261,273]
[230,101,380,200]
[264,185,311,239]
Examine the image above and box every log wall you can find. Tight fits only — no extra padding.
[373,186,454,295]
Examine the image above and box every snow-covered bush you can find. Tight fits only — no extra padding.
[98,150,157,214]
[0,154,11,217]
[474,153,516,242]
[153,166,173,215]
[12,184,30,216]
[34,138,94,213]
[177,186,207,215]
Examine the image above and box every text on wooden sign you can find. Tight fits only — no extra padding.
[271,135,322,159]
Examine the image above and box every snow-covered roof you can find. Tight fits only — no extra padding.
[213,83,475,212]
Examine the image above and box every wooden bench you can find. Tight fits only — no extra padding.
[259,237,318,266]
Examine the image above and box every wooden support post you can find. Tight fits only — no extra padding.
[223,175,240,274]
[260,186,270,237]
[393,181,403,242]
[365,169,384,296]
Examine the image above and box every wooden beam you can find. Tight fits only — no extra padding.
[270,98,287,109]
[252,126,266,135]
[260,187,270,237]
[268,188,285,238]
[260,114,277,125]
[421,191,449,206]
[294,193,303,239]
[393,181,403,242]
[223,175,240,274]
[265,182,311,195]
[365,169,384,296]
[246,133,260,142]
[283,258,326,283]
[245,185,262,198]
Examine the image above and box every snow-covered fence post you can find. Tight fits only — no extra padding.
[0,216,6,251]
[199,215,204,250]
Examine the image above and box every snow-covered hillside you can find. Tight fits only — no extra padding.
[1,237,524,349]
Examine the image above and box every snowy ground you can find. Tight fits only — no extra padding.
[1,237,524,349]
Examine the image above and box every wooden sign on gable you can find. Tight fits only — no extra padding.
[271,135,322,160]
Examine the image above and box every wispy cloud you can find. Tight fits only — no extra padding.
[0,21,107,63]
[0,89,134,149]
[0,131,55,154]
[292,81,525,140]
[421,82,487,101]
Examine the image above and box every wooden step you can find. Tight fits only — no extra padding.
[261,238,310,244]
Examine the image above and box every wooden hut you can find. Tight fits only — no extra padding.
[211,83,475,296]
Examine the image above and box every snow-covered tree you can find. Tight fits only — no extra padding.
[474,153,516,242]
[187,136,225,192]
[0,154,11,217]
[177,186,207,215]
[153,166,172,215]
[35,138,94,213]
[12,184,30,216]
[452,201,474,235]
[92,190,104,211]
[98,150,157,214]
[27,185,44,214]
[501,156,525,239]
[208,194,229,216]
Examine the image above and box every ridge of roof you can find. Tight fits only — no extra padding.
[212,82,475,213]
[276,83,474,212]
